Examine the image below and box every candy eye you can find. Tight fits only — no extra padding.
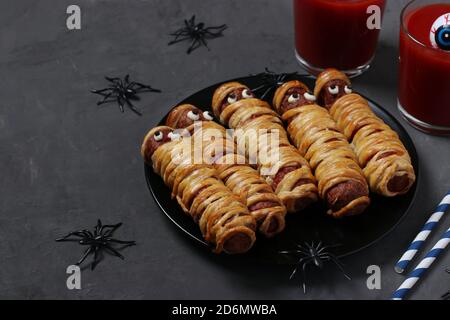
[304,92,316,102]
[328,86,339,95]
[187,110,200,121]
[227,93,237,104]
[153,131,163,141]
[344,86,353,94]
[242,89,253,99]
[203,111,213,121]
[168,132,180,141]
[430,13,450,50]
[288,93,300,104]
[436,25,450,50]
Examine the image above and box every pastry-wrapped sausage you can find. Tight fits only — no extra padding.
[273,80,370,217]
[141,126,256,254]
[166,104,286,237]
[314,69,416,196]
[212,82,318,213]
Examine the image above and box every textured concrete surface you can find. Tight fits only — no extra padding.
[0,0,449,299]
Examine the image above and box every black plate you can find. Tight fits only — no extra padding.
[144,75,419,264]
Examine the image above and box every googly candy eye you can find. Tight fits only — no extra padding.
[203,111,214,121]
[288,93,301,104]
[242,89,253,99]
[153,131,163,141]
[168,132,181,141]
[344,86,353,94]
[430,13,450,50]
[227,93,237,104]
[304,92,316,102]
[187,110,200,121]
[328,86,339,95]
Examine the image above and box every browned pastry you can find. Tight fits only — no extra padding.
[272,80,370,218]
[212,82,318,213]
[141,126,256,254]
[314,68,416,197]
[165,104,286,237]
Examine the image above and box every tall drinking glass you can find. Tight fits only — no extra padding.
[398,0,450,135]
[293,0,386,77]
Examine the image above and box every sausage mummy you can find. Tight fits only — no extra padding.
[212,82,318,213]
[166,104,287,237]
[314,69,416,196]
[141,125,256,254]
[273,80,370,218]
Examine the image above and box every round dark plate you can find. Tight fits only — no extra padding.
[144,75,419,264]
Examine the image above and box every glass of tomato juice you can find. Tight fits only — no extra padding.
[293,0,386,77]
[398,0,450,135]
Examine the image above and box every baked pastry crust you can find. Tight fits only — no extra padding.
[273,80,370,218]
[315,69,416,196]
[212,83,318,213]
[166,104,286,237]
[141,126,256,254]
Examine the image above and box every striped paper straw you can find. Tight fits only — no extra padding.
[392,227,450,300]
[395,190,450,274]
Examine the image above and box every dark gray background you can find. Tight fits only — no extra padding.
[0,0,449,300]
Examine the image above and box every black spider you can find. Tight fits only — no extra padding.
[279,241,351,293]
[56,219,136,270]
[168,15,227,54]
[442,268,450,300]
[252,68,307,100]
[91,75,161,116]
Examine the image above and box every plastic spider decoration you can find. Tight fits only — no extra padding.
[91,75,161,116]
[56,219,136,270]
[252,68,306,100]
[279,241,351,293]
[168,15,227,54]
[442,268,450,300]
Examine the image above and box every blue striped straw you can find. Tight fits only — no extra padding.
[392,227,450,300]
[395,190,450,274]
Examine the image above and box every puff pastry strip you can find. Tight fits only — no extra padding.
[314,69,415,196]
[166,104,286,237]
[273,80,370,218]
[141,126,256,254]
[212,82,318,213]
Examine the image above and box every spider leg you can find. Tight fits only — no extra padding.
[91,88,113,95]
[279,250,304,255]
[204,29,225,39]
[289,257,311,279]
[91,246,100,270]
[96,92,114,105]
[117,96,125,113]
[187,38,202,54]
[320,253,351,280]
[199,36,210,51]
[260,87,273,100]
[129,82,161,93]
[187,15,196,26]
[442,291,450,300]
[94,220,103,235]
[80,229,94,238]
[101,222,123,237]
[103,244,125,260]
[125,99,143,116]
[168,35,194,46]
[301,260,313,294]
[105,76,121,84]
[204,24,227,32]
[105,239,136,246]
[251,84,269,93]
[55,231,89,241]
[76,246,93,265]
